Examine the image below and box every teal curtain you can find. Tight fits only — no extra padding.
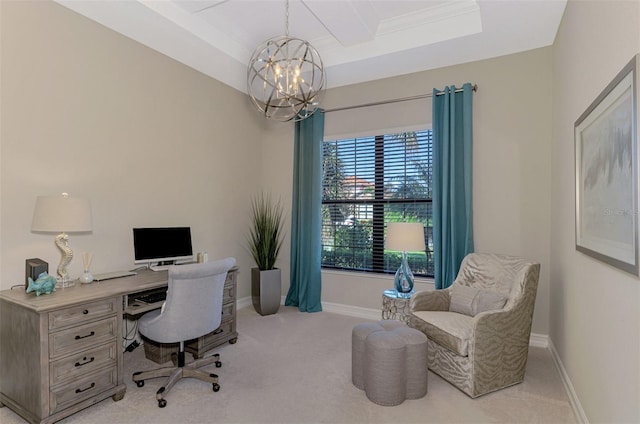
[432,83,474,289]
[285,111,324,312]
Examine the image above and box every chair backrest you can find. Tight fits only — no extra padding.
[453,253,540,309]
[155,257,236,343]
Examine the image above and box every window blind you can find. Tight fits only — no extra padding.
[321,130,434,277]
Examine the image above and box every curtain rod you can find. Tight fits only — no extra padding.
[324,84,477,113]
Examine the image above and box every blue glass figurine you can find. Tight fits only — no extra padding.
[26,272,57,296]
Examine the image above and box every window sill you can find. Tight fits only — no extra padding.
[321,268,435,285]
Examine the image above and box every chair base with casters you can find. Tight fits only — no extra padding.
[133,341,222,408]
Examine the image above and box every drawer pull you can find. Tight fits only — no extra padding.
[75,356,95,367]
[75,382,95,394]
[75,331,95,340]
[213,328,224,335]
[83,309,89,315]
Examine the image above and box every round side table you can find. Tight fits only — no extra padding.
[381,289,413,324]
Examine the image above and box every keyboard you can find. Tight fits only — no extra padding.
[135,291,167,304]
[93,270,137,281]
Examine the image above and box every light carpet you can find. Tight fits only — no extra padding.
[0,306,576,423]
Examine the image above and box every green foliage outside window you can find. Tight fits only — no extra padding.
[321,130,434,277]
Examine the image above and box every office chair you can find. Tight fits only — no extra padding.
[132,257,236,408]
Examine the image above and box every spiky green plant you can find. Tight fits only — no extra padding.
[248,193,285,270]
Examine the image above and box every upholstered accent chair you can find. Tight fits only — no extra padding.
[409,253,540,398]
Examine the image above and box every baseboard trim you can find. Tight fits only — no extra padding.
[548,339,589,424]
[238,297,381,320]
[322,301,381,320]
[239,296,585,422]
[242,297,551,348]
[319,302,587,423]
[237,296,252,310]
[529,332,548,348]
[324,302,552,349]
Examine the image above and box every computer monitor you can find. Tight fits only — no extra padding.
[133,227,193,270]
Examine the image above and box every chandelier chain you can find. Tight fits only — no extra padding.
[285,0,289,37]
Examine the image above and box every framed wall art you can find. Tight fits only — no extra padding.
[575,54,639,275]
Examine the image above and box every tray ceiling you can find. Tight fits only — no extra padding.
[55,0,567,92]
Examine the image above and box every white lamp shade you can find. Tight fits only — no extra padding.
[31,194,92,233]
[386,222,426,252]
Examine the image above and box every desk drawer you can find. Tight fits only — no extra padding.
[223,282,234,304]
[50,367,117,414]
[186,319,234,352]
[209,319,233,342]
[49,317,117,359]
[221,302,235,322]
[49,298,117,330]
[50,342,117,386]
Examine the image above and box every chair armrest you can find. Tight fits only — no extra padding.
[410,289,450,312]
[472,273,537,351]
[472,305,533,356]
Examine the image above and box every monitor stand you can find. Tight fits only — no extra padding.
[150,260,175,272]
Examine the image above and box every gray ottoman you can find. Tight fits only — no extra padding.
[352,320,428,406]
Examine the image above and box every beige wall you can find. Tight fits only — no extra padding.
[0,0,272,299]
[6,1,638,420]
[0,0,554,336]
[264,48,553,334]
[551,1,640,422]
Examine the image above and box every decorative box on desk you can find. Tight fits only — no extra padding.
[142,267,239,364]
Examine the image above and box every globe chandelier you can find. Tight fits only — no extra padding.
[247,0,325,122]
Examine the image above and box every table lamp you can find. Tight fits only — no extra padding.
[31,193,92,288]
[386,222,426,298]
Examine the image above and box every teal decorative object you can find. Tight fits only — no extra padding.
[26,272,57,296]
[386,223,426,299]
[394,251,415,298]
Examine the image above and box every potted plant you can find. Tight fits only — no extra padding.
[248,193,285,315]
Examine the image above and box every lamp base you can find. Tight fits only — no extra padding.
[56,276,75,289]
[54,232,74,288]
[394,251,415,297]
[394,290,414,299]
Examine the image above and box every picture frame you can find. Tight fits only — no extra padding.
[575,55,639,275]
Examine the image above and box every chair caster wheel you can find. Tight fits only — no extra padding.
[212,383,220,392]
[215,361,222,368]
[136,381,144,388]
[158,399,167,408]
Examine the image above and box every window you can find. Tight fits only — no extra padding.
[321,130,433,277]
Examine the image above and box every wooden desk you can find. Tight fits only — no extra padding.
[0,267,238,424]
